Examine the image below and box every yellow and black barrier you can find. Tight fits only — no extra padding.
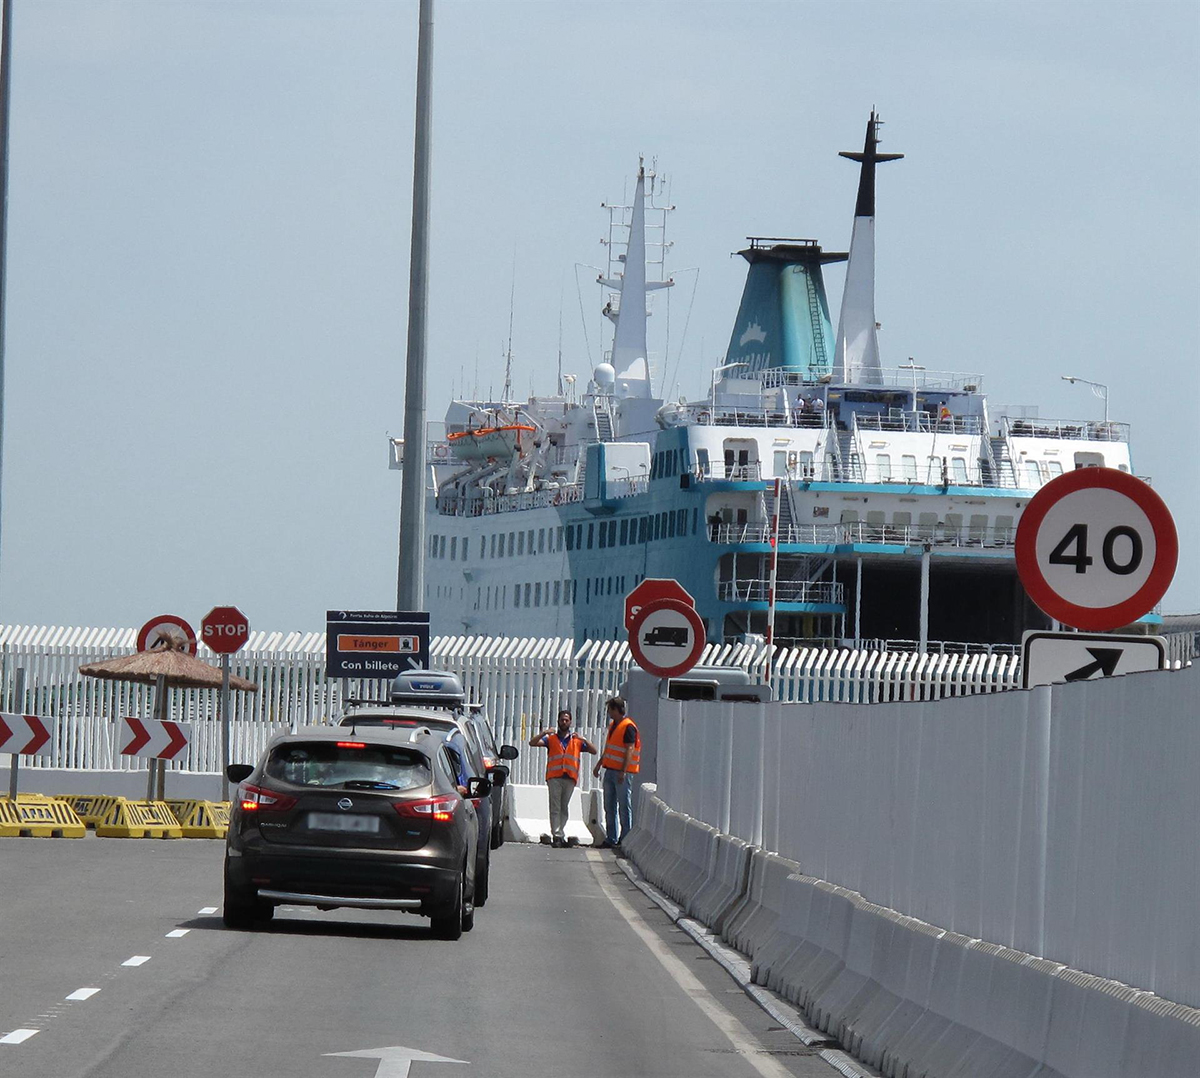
[56,794,126,829]
[0,794,86,838]
[163,799,230,839]
[94,799,183,839]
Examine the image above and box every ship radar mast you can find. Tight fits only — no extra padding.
[832,110,904,386]
[598,158,674,399]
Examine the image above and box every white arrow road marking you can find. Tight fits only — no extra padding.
[166,929,190,938]
[0,1029,40,1045]
[324,1045,467,1078]
[66,988,100,1001]
[121,956,151,967]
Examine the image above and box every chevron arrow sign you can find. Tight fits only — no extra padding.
[0,713,52,756]
[118,717,192,761]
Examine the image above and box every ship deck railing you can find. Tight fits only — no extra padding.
[437,483,586,517]
[710,521,1018,549]
[855,411,983,436]
[1001,416,1130,442]
[685,405,829,429]
[718,579,845,604]
[756,368,984,392]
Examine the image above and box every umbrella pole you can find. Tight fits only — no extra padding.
[147,673,166,801]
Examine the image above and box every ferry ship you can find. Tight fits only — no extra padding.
[400,114,1137,649]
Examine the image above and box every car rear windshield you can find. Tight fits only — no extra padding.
[265,742,431,790]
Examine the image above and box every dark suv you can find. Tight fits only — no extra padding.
[223,726,489,939]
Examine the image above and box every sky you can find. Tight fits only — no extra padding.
[0,0,1196,634]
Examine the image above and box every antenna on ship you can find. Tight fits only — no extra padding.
[503,253,516,402]
[557,276,565,397]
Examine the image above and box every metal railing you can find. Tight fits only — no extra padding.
[855,411,983,436]
[437,484,584,517]
[717,579,844,604]
[1003,416,1130,443]
[709,521,1018,549]
[685,406,827,430]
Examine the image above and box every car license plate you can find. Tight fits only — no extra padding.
[308,812,380,833]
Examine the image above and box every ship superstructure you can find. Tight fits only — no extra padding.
[402,117,1139,648]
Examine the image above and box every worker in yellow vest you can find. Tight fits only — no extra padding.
[592,696,640,849]
[529,708,597,848]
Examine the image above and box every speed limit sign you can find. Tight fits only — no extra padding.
[1015,468,1177,631]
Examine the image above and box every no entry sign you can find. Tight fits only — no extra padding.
[1015,468,1177,631]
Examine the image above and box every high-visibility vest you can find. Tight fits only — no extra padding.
[602,717,640,773]
[545,733,582,782]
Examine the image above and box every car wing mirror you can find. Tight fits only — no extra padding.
[485,766,507,787]
[498,744,519,761]
[466,776,492,799]
[226,763,253,783]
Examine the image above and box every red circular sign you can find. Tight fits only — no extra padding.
[1015,468,1177,631]
[137,614,197,655]
[628,597,707,678]
[624,578,694,631]
[201,606,251,654]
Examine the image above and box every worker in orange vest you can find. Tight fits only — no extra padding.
[529,708,597,848]
[592,696,640,849]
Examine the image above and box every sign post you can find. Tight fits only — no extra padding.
[7,667,24,798]
[202,606,250,803]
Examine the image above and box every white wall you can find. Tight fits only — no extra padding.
[655,665,1199,1009]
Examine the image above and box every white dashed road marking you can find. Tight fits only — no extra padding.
[198,907,217,915]
[0,1029,40,1045]
[66,989,101,1001]
[121,956,152,967]
[166,929,190,938]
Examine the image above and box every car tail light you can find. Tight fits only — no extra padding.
[470,798,483,809]
[481,754,495,769]
[238,783,298,812]
[395,794,458,822]
[336,741,366,749]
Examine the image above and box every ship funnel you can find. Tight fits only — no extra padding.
[723,239,846,377]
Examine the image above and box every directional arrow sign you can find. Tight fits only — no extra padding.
[0,714,52,756]
[324,1045,467,1078]
[117,717,192,761]
[1021,631,1167,689]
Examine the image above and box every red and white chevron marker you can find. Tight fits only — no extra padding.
[118,717,192,761]
[0,714,52,756]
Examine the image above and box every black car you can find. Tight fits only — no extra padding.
[223,726,489,939]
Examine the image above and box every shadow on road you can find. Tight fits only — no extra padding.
[180,914,433,942]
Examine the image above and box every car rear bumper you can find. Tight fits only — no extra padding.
[228,848,460,914]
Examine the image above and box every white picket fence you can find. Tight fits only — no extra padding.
[0,624,1186,788]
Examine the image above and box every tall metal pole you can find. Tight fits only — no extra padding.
[8,666,23,800]
[764,477,781,689]
[219,654,231,802]
[0,0,15,581]
[396,0,434,611]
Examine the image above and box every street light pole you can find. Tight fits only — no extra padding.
[710,361,747,406]
[0,0,14,584]
[396,0,434,611]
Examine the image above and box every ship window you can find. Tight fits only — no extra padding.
[489,534,496,557]
[668,512,677,538]
[799,450,815,479]
[875,454,891,481]
[692,507,699,535]
[950,457,969,483]
[570,579,576,604]
[652,515,660,542]
[651,454,659,480]
[599,523,607,549]
[538,529,546,553]
[901,455,917,481]
[449,537,457,560]
[556,526,563,550]
[697,448,710,476]
[620,519,629,545]
[994,515,1014,544]
[968,515,988,543]
[440,536,447,558]
[585,579,590,603]
[513,585,521,609]
[566,526,574,551]
[524,583,531,606]
[1025,460,1042,486]
[534,582,542,607]
[1047,460,1064,477]
[926,456,943,484]
[429,535,436,558]
[479,536,485,559]
[508,532,515,556]
[587,523,594,549]
[527,529,534,553]
[944,513,963,539]
[517,532,525,556]
[553,580,561,605]
[917,512,938,539]
[609,521,618,545]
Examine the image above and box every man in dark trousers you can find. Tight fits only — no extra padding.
[529,708,597,847]
[593,696,640,849]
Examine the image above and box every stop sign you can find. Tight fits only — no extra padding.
[201,606,250,654]
[624,578,695,632]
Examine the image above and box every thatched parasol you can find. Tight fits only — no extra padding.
[79,638,259,691]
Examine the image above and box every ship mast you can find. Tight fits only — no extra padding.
[832,110,903,385]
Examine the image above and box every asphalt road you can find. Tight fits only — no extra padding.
[0,836,852,1078]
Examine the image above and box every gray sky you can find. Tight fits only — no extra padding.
[1,0,1196,634]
